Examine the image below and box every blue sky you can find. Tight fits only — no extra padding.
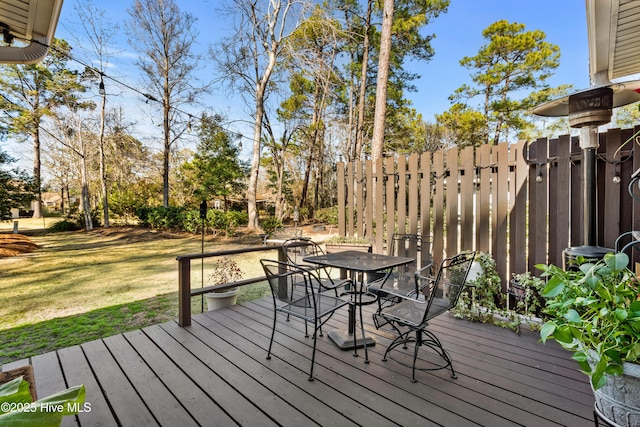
[55,0,591,122]
[5,0,592,165]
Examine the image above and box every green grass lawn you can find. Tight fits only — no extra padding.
[0,220,276,364]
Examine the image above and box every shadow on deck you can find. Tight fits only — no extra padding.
[1,297,594,426]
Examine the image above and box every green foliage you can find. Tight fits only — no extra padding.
[314,206,338,225]
[182,209,250,235]
[0,150,35,221]
[453,252,505,323]
[510,272,546,317]
[226,210,248,228]
[47,219,81,232]
[146,206,186,230]
[108,187,147,224]
[0,376,86,426]
[538,252,640,390]
[435,103,487,148]
[178,113,248,204]
[260,216,282,235]
[325,235,371,245]
[446,20,561,145]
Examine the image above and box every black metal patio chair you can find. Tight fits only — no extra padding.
[282,238,350,295]
[260,259,349,381]
[367,233,433,311]
[375,251,475,382]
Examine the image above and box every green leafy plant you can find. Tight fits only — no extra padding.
[0,376,85,426]
[510,272,546,317]
[260,216,281,235]
[454,252,504,323]
[538,252,640,390]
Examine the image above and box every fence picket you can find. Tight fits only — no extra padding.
[335,127,640,287]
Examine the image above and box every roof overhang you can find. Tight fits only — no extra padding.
[0,0,64,64]
[534,0,640,117]
[587,0,640,84]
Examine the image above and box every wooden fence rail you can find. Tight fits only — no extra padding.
[337,126,640,289]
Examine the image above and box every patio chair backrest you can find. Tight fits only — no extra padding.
[282,238,324,269]
[388,233,432,286]
[389,233,431,271]
[261,259,315,304]
[419,251,475,324]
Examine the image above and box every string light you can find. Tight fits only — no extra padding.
[98,76,105,95]
[25,37,255,145]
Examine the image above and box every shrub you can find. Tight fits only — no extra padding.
[182,209,204,234]
[314,206,338,225]
[207,209,229,231]
[260,216,281,235]
[226,210,248,228]
[146,206,185,230]
[48,219,81,232]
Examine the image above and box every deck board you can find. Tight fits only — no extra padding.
[2,296,595,426]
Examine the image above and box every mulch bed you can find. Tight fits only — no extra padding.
[0,234,39,257]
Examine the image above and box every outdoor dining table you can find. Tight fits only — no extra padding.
[303,250,414,363]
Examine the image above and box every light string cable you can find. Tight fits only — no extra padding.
[25,37,252,144]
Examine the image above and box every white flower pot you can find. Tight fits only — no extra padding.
[204,288,239,311]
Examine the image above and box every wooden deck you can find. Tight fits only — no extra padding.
[2,297,595,426]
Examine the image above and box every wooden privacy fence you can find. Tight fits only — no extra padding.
[336,125,640,289]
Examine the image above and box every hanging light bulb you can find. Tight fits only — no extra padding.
[613,173,621,184]
[98,78,105,96]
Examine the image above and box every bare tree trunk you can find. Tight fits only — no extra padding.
[32,129,42,218]
[354,0,373,161]
[247,94,265,230]
[99,92,110,226]
[371,0,394,162]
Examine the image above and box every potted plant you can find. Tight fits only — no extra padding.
[537,252,640,426]
[204,257,243,311]
[453,252,504,323]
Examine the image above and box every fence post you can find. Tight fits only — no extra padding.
[178,257,192,326]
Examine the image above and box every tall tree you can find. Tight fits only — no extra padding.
[74,0,120,227]
[213,0,304,230]
[0,147,35,221]
[281,5,343,212]
[370,0,393,162]
[336,0,448,159]
[0,38,88,218]
[127,0,205,207]
[447,20,560,145]
[179,114,248,207]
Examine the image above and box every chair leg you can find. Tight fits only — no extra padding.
[266,312,277,360]
[308,320,319,381]
[411,330,420,383]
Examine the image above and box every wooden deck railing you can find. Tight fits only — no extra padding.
[177,245,285,326]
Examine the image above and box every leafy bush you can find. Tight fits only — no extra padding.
[181,209,204,233]
[48,219,81,232]
[314,206,338,225]
[453,252,504,323]
[297,206,310,222]
[226,210,248,228]
[146,206,186,230]
[135,206,151,226]
[108,188,150,224]
[260,216,281,235]
[207,209,229,231]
